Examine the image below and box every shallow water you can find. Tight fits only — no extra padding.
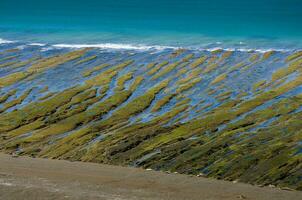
[1,0,302,50]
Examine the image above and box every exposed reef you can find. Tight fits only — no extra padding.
[0,42,301,190]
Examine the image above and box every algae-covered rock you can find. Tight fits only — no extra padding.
[0,45,301,190]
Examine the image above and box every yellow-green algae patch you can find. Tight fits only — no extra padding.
[0,89,17,104]
[27,49,89,73]
[249,54,260,62]
[151,93,176,112]
[286,51,302,62]
[0,61,18,68]
[9,57,40,69]
[151,54,194,80]
[253,80,267,91]
[139,73,302,153]
[147,61,169,76]
[0,49,90,88]
[176,78,202,93]
[115,72,134,91]
[210,73,227,85]
[0,88,32,113]
[190,56,207,69]
[75,55,97,65]
[0,49,301,190]
[203,51,232,74]
[271,58,302,82]
[0,85,89,133]
[169,49,186,58]
[262,50,276,60]
[0,72,32,88]
[31,79,170,158]
[82,63,110,77]
[38,92,57,101]
[151,61,183,80]
[145,62,157,70]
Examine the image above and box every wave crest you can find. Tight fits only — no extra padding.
[0,38,15,44]
[52,43,177,50]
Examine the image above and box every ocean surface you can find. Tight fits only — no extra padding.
[0,0,302,50]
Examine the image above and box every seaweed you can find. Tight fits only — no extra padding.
[211,73,227,85]
[75,55,97,65]
[82,63,110,77]
[0,72,32,87]
[0,48,301,190]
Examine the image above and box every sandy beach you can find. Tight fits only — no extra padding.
[0,153,301,200]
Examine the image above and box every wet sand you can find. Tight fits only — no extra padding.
[0,153,301,200]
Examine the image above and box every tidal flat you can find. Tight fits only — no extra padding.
[0,41,301,195]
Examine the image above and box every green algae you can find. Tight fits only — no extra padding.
[151,55,194,80]
[138,74,302,154]
[31,80,169,158]
[151,93,176,112]
[0,72,32,88]
[215,91,232,102]
[190,56,207,69]
[82,63,110,77]
[75,55,97,65]
[221,51,233,60]
[7,90,132,147]
[0,61,18,68]
[80,104,189,163]
[38,92,57,101]
[147,61,169,76]
[210,73,227,85]
[0,49,301,191]
[271,58,302,82]
[0,85,89,133]
[286,51,302,62]
[176,68,202,86]
[145,62,157,70]
[0,89,17,104]
[115,72,134,91]
[177,78,202,93]
[27,49,89,73]
[170,49,186,58]
[6,118,45,138]
[229,62,246,72]
[129,76,144,92]
[249,54,260,62]
[0,54,39,70]
[151,61,183,80]
[0,88,32,113]
[253,80,267,91]
[0,49,90,88]
[262,51,276,60]
[10,57,40,69]
[203,52,232,74]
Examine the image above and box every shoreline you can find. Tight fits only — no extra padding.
[1,37,302,52]
[0,153,301,200]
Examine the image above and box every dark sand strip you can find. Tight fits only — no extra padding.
[0,153,301,200]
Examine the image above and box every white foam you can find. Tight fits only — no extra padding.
[29,43,46,46]
[52,43,177,51]
[51,43,297,53]
[0,38,14,44]
[0,37,298,53]
[41,47,54,52]
[197,47,293,53]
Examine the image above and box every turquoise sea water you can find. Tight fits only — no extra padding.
[0,0,302,50]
